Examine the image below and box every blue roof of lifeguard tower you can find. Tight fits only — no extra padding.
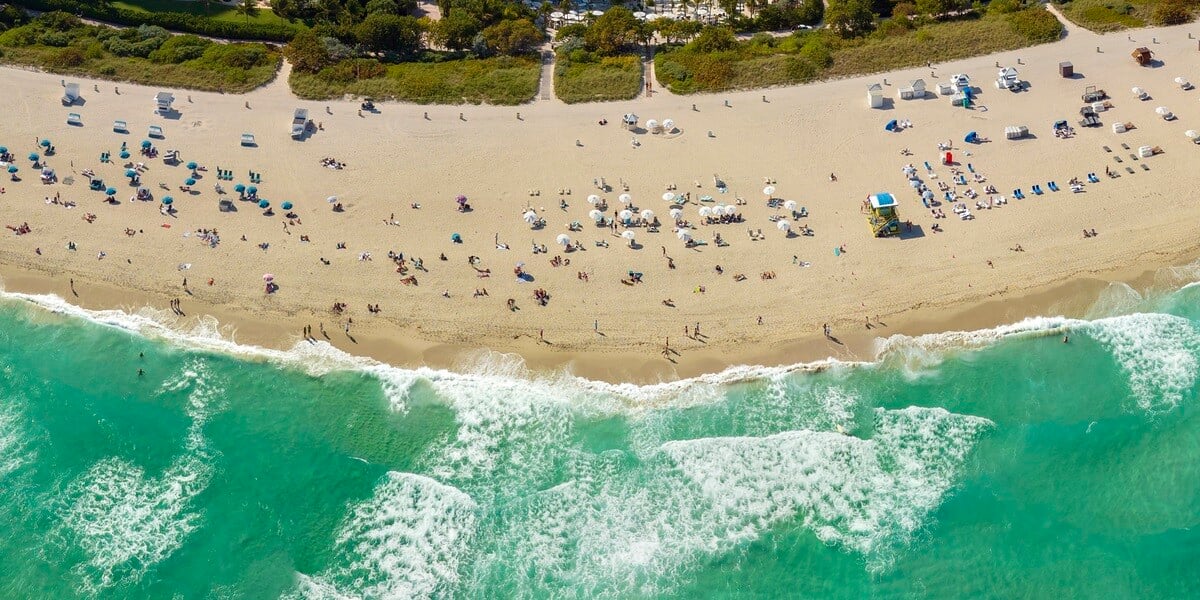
[869,193,896,209]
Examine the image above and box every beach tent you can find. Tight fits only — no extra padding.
[943,151,953,165]
[148,125,164,138]
[62,82,80,105]
[951,74,971,91]
[996,67,1019,90]
[1005,125,1028,139]
[899,79,926,100]
[885,119,898,132]
[113,120,128,133]
[964,131,979,143]
[867,83,884,108]
[240,133,256,146]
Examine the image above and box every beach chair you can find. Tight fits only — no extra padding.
[967,163,975,173]
[240,133,256,147]
[148,125,164,138]
[1032,185,1043,195]
[1047,181,1059,192]
[1141,163,1150,171]
[113,120,127,133]
[1088,173,1100,183]
[66,113,82,126]
[1125,166,1135,174]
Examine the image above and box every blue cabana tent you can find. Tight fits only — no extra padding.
[885,119,898,132]
[965,131,979,143]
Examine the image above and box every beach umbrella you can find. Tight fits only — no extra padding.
[662,192,676,202]
[263,274,274,282]
[662,119,675,132]
[0,146,8,153]
[1155,106,1171,116]
[619,209,633,221]
[698,206,712,217]
[186,161,198,170]
[39,139,50,148]
[622,230,636,241]
[104,187,116,195]
[184,178,196,186]
[555,233,570,246]
[456,194,467,204]
[6,165,16,173]
[676,229,692,242]
[763,186,776,197]
[141,140,152,148]
[522,210,538,224]
[247,186,257,194]
[27,152,38,161]
[1187,130,1200,139]
[640,209,655,221]
[162,197,173,205]
[909,178,922,188]
[777,219,791,232]
[234,183,246,193]
[281,201,293,210]
[125,169,137,177]
[326,195,338,203]
[258,199,270,208]
[587,194,601,205]
[119,151,130,159]
[589,209,604,221]
[783,200,797,211]
[923,189,935,200]
[618,193,632,204]
[669,208,683,219]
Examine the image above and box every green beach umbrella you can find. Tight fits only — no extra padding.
[233,183,246,193]
[119,151,130,159]
[39,139,50,147]
[186,161,198,170]
[7,165,17,173]
[0,146,8,153]
[162,197,173,205]
[185,178,196,186]
[125,169,137,177]
[105,187,116,195]
[281,201,293,210]
[28,152,39,161]
[141,140,152,148]
[247,186,257,195]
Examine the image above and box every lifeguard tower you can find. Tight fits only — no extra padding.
[867,192,900,237]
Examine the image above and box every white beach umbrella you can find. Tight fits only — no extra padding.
[1156,106,1171,116]
[622,230,636,240]
[589,208,604,221]
[523,210,538,224]
[662,192,676,202]
[698,206,712,217]
[1176,76,1189,85]
[1187,130,1200,139]
[640,209,655,221]
[783,200,797,211]
[556,233,571,246]
[777,219,791,232]
[712,204,725,214]
[662,119,675,132]
[725,206,739,216]
[326,196,338,203]
[619,209,634,221]
[646,119,659,131]
[669,208,683,219]
[676,229,692,242]
[587,194,601,205]
[1132,86,1145,96]
[550,11,564,18]
[633,11,646,18]
[763,185,776,197]
[618,193,632,204]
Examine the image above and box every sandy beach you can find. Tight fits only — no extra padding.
[2,17,1200,382]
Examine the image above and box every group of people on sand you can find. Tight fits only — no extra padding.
[320,157,345,169]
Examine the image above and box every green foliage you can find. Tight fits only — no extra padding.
[7,0,298,41]
[432,10,483,51]
[689,26,738,52]
[584,6,639,55]
[554,52,641,103]
[354,13,424,55]
[480,19,543,56]
[1055,0,1146,31]
[915,0,970,16]
[317,57,388,82]
[49,45,84,67]
[365,0,404,14]
[826,0,877,37]
[1151,0,1194,24]
[284,28,331,72]
[986,0,1022,14]
[288,55,540,104]
[1006,6,1063,41]
[148,34,211,64]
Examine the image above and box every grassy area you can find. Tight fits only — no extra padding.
[655,9,1063,94]
[289,56,541,105]
[554,53,642,104]
[111,0,295,28]
[1054,0,1151,31]
[0,17,280,93]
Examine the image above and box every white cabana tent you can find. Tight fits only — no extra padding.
[867,83,884,108]
[62,82,80,105]
[899,78,926,100]
[996,67,1019,90]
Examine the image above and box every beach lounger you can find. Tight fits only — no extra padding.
[1032,185,1043,195]
[113,120,127,133]
[967,163,975,173]
[1141,163,1150,171]
[1047,181,1059,192]
[1125,166,1135,174]
[1102,146,1112,153]
[1087,173,1099,183]
[66,113,82,126]
[1113,156,1123,163]
[1121,143,1130,150]
[924,161,933,172]
[1129,153,1139,161]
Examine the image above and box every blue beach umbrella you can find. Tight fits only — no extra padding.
[28,152,39,161]
[105,187,117,195]
[6,165,17,173]
[184,178,196,186]
[119,151,130,159]
[258,199,269,208]
[186,161,198,170]
[247,186,257,195]
[39,139,50,147]
[0,146,8,153]
[141,140,152,148]
[281,201,293,210]
[233,183,246,193]
[162,197,174,205]
[125,169,137,177]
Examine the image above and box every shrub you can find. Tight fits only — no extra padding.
[1152,0,1193,25]
[48,45,84,67]
[318,57,387,82]
[1007,6,1063,42]
[8,0,298,41]
[38,31,72,47]
[149,34,211,64]
[690,26,738,52]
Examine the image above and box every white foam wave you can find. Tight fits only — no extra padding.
[290,472,478,600]
[1085,313,1200,411]
[0,403,30,481]
[874,315,1072,370]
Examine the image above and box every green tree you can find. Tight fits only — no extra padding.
[284,28,333,72]
[236,0,259,20]
[355,13,424,54]
[365,0,402,14]
[481,18,543,55]
[584,6,639,54]
[432,10,482,50]
[689,25,737,52]
[915,0,966,18]
[825,0,876,37]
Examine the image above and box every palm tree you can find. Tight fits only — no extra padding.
[236,0,259,21]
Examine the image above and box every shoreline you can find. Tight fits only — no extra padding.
[2,245,1193,384]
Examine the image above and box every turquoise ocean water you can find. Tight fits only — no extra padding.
[1,268,1200,599]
